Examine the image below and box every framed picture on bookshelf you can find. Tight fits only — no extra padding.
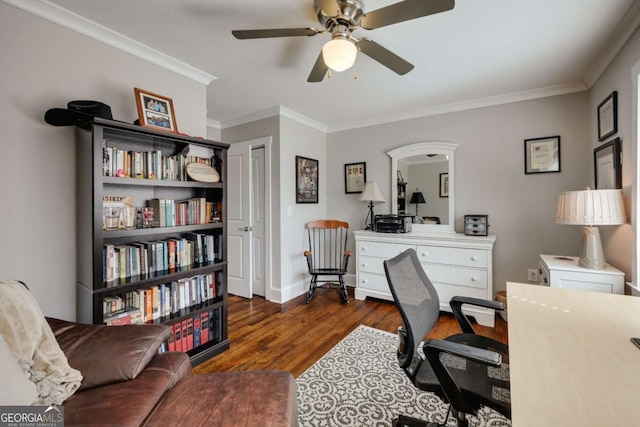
[134,88,178,133]
[296,156,318,204]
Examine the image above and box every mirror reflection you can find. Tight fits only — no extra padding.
[388,142,458,233]
[397,154,449,224]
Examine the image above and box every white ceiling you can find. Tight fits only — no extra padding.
[39,0,640,131]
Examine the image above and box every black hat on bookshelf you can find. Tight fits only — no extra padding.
[44,100,113,128]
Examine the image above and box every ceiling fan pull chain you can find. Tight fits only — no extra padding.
[328,69,332,79]
[354,71,358,80]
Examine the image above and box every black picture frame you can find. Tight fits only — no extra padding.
[296,156,318,204]
[344,162,366,194]
[598,91,618,141]
[524,135,561,174]
[439,173,449,198]
[594,137,622,189]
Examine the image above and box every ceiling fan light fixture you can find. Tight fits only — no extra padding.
[322,38,357,72]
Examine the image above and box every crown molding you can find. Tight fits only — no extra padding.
[217,106,327,132]
[2,0,216,85]
[326,81,588,133]
[583,0,640,87]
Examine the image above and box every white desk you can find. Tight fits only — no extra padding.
[507,282,640,426]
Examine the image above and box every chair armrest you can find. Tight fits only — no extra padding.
[450,296,504,334]
[424,338,502,415]
[424,338,501,366]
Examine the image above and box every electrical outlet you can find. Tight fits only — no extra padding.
[528,269,539,282]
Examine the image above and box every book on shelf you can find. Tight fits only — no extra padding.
[181,320,188,352]
[200,311,209,345]
[186,317,194,351]
[193,315,201,348]
[167,325,175,351]
[104,308,142,326]
[174,323,182,352]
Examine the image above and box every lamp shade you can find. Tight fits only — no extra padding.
[556,189,626,226]
[322,37,357,72]
[409,190,425,205]
[359,181,386,203]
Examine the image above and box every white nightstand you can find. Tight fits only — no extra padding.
[538,254,625,294]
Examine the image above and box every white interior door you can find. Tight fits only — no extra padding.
[251,147,266,297]
[227,143,252,298]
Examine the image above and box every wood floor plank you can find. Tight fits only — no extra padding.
[194,287,508,377]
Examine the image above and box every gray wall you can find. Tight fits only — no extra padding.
[589,26,640,288]
[0,3,207,320]
[327,92,591,293]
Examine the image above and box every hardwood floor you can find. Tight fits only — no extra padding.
[194,287,509,377]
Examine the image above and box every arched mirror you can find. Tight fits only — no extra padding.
[388,142,458,233]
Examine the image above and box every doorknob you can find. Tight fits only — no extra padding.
[238,226,252,232]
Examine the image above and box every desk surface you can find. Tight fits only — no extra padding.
[507,282,640,426]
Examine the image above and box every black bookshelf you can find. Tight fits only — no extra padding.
[75,118,230,365]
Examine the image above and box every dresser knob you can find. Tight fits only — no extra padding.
[362,279,368,284]
[421,252,428,257]
[471,256,477,261]
[361,263,368,267]
[471,277,477,282]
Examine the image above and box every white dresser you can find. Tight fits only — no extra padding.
[538,254,625,294]
[353,230,497,327]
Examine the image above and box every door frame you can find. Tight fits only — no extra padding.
[232,136,273,301]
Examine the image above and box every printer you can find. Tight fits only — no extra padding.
[374,215,412,233]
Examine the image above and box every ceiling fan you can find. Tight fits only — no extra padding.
[232,0,455,82]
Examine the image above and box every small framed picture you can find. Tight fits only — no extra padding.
[439,173,449,198]
[296,156,318,204]
[344,162,366,194]
[594,137,621,189]
[134,88,178,133]
[524,136,561,174]
[597,91,618,141]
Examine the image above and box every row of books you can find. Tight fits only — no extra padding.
[103,272,221,325]
[103,233,221,282]
[159,308,224,353]
[102,144,214,182]
[145,198,221,228]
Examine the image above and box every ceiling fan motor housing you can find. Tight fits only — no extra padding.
[317,0,365,30]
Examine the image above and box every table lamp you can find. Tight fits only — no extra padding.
[556,188,626,269]
[359,181,386,230]
[409,189,426,216]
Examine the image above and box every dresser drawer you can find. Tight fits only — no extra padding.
[358,256,386,275]
[420,263,487,289]
[432,281,488,303]
[357,272,391,294]
[358,241,414,259]
[417,245,487,268]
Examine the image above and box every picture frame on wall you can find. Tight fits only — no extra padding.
[524,135,561,174]
[134,87,178,133]
[296,156,319,204]
[597,91,618,141]
[594,137,621,189]
[439,173,449,198]
[344,162,366,194]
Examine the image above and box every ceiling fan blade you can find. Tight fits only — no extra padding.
[307,50,328,82]
[356,38,414,75]
[232,28,318,39]
[360,0,454,30]
[314,0,342,17]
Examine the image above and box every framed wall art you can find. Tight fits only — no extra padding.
[344,162,366,194]
[134,87,178,133]
[594,137,621,189]
[524,135,561,174]
[439,173,449,198]
[296,156,318,204]
[597,91,618,141]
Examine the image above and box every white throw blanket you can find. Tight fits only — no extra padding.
[0,279,83,405]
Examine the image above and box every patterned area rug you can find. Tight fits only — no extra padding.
[296,325,510,427]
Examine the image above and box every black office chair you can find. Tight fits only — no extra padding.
[383,249,510,427]
[304,220,351,304]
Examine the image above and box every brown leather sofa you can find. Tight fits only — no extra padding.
[48,318,298,426]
